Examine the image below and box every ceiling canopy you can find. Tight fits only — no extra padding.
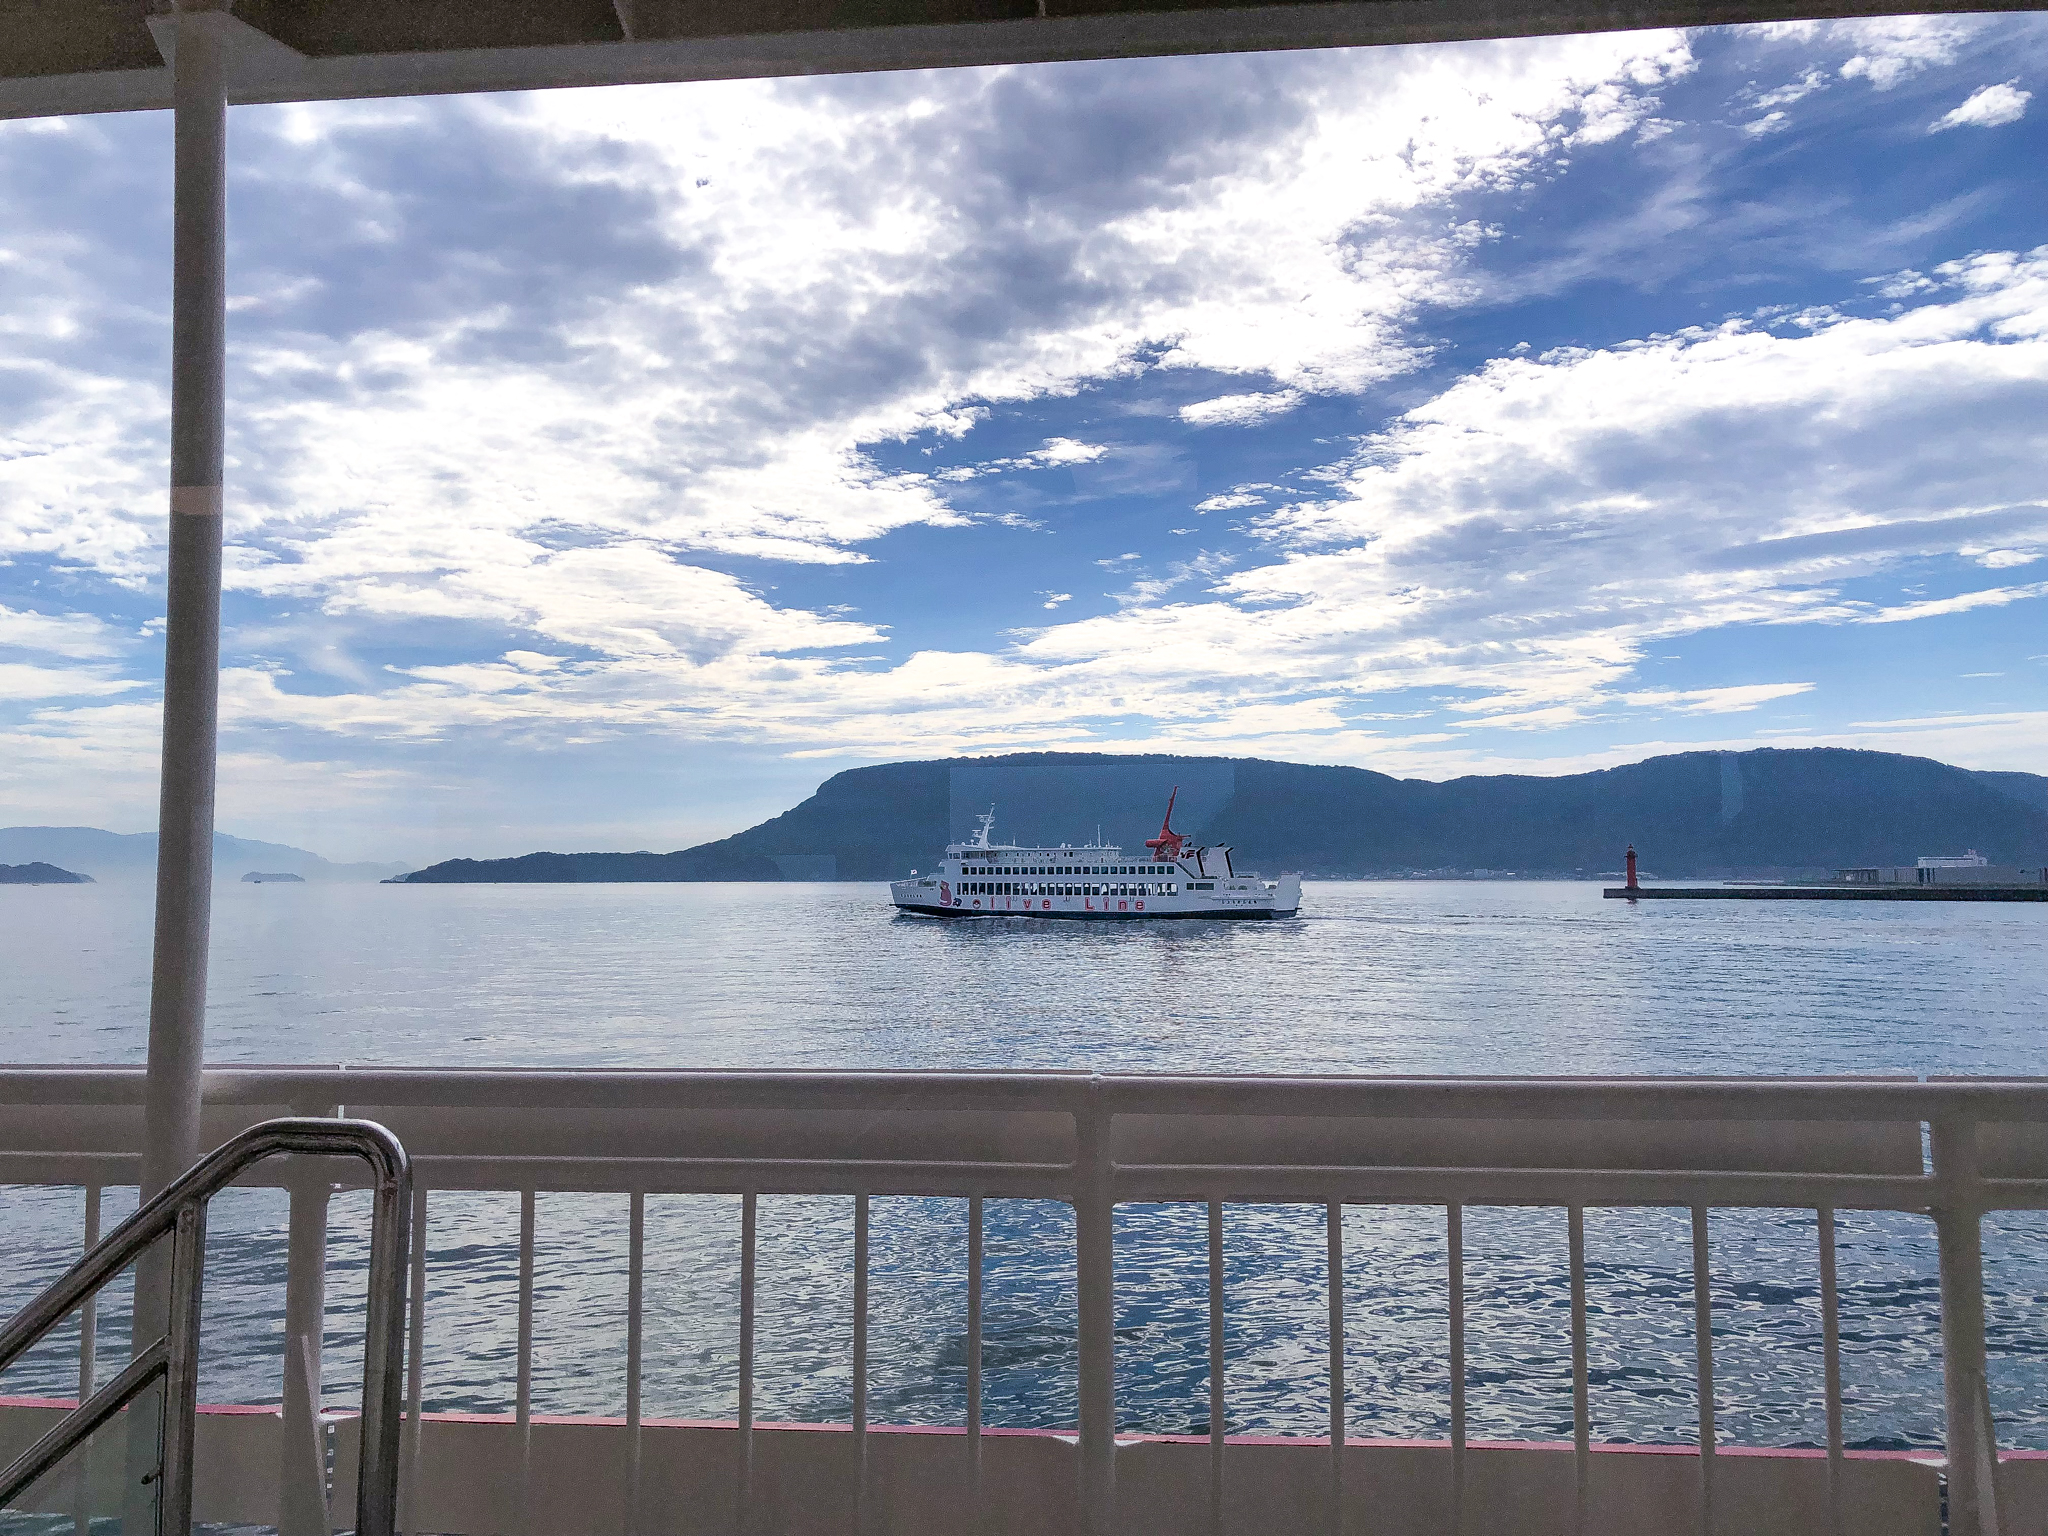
[4,0,2034,120]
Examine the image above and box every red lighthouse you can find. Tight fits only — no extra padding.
[1625,844,1639,891]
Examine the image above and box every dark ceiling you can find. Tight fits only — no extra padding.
[1,0,2037,116]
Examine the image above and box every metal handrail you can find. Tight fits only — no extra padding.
[0,1118,410,1536]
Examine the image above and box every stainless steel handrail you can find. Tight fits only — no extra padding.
[0,1118,411,1536]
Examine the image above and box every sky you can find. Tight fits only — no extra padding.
[2,16,2046,863]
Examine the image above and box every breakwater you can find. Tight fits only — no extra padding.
[1605,885,2048,901]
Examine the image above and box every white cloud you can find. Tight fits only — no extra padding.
[1179,390,1303,428]
[1033,438,1107,466]
[94,241,2035,781]
[1751,69,1829,110]
[0,604,123,659]
[1859,580,2048,624]
[1619,683,1814,714]
[1002,247,2048,758]
[1830,16,1980,88]
[1930,82,2033,131]
[12,22,2048,835]
[0,661,144,702]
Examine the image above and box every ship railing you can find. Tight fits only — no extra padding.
[3,1067,2047,1536]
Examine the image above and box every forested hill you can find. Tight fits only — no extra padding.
[396,747,2048,882]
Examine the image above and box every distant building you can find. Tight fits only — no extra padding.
[1835,854,2044,887]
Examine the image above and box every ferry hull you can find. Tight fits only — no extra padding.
[893,901,1296,920]
[890,870,1301,921]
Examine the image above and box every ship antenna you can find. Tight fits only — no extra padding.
[974,804,996,849]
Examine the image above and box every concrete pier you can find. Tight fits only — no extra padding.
[1603,886,2048,901]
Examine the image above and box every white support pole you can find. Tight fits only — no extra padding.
[130,16,228,1521]
[143,1,230,1210]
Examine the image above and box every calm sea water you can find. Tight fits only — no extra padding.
[2,880,2043,1450]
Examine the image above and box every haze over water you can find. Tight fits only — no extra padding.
[3,881,2043,1451]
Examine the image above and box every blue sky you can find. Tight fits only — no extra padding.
[1,17,2045,862]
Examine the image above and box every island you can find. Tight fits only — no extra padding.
[0,862,94,885]
[242,871,307,883]
[390,746,2048,885]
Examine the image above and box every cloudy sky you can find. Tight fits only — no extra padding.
[2,16,2045,862]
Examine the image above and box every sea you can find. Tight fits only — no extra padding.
[2,879,2044,1452]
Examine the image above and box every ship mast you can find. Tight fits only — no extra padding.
[1145,788,1188,863]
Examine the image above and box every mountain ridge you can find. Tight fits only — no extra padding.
[395,747,2048,883]
[0,827,409,883]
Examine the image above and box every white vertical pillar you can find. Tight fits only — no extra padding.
[143,2,230,1210]
[129,22,230,1520]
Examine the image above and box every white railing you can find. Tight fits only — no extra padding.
[4,1067,2048,1536]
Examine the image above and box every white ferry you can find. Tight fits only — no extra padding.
[890,792,1301,920]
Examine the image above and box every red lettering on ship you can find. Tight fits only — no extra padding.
[1135,901,1144,911]
[1118,901,1128,911]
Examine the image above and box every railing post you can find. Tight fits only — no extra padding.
[1932,1118,2002,1536]
[625,1192,644,1536]
[1818,1207,1844,1536]
[853,1193,870,1536]
[1447,1204,1466,1536]
[159,1200,210,1536]
[281,1105,339,1536]
[1568,1206,1589,1536]
[516,1190,536,1536]
[1691,1205,1715,1536]
[71,1186,102,1536]
[737,1192,757,1536]
[968,1196,985,1535]
[1075,1083,1116,1536]
[1326,1203,1345,1536]
[401,1183,428,1536]
[1207,1199,1225,1536]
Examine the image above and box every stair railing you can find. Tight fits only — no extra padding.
[0,1118,411,1536]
